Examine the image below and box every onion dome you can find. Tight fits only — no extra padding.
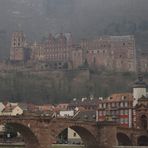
[133,74,147,88]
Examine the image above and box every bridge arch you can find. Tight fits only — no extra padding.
[117,132,132,146]
[138,135,148,146]
[55,124,98,148]
[5,122,40,148]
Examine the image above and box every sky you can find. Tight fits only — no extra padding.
[0,0,148,40]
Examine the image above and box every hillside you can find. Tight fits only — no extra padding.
[0,69,143,104]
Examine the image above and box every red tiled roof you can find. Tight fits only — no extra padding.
[105,93,133,102]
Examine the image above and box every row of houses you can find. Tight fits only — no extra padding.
[0,74,147,128]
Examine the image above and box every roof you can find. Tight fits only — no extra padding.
[107,35,134,41]
[18,103,28,111]
[38,104,55,111]
[105,93,133,102]
[73,110,96,121]
[2,105,17,113]
[133,74,147,88]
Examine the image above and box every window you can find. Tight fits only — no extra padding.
[120,110,123,115]
[99,111,102,116]
[120,102,123,107]
[103,111,106,116]
[125,102,128,107]
[112,110,115,115]
[99,104,102,108]
[124,110,128,115]
[103,103,106,108]
[112,102,115,107]
[120,118,124,124]
[125,118,128,124]
[73,132,77,137]
[108,103,111,109]
[116,102,119,107]
[94,50,97,54]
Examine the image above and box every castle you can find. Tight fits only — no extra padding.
[9,31,148,72]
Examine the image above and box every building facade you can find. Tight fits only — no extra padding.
[68,75,148,129]
[10,32,148,72]
[139,50,148,72]
[31,33,73,69]
[96,93,133,127]
[81,35,136,72]
[10,32,26,61]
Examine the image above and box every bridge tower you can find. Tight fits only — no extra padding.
[133,74,147,107]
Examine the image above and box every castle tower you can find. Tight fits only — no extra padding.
[10,32,26,61]
[133,74,147,106]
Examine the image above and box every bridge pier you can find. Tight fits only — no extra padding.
[98,125,117,148]
[25,143,40,148]
[131,134,138,146]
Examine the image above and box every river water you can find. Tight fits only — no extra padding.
[0,145,84,148]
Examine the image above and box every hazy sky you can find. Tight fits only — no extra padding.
[0,0,148,39]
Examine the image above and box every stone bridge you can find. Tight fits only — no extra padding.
[117,127,148,146]
[0,116,147,148]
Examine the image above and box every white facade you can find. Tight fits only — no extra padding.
[133,88,147,106]
[0,103,5,114]
[2,106,23,116]
[128,109,132,128]
[59,110,74,117]
[67,128,82,144]
[59,110,82,144]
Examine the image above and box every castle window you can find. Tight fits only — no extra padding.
[94,50,97,54]
[129,64,131,68]
[123,43,125,46]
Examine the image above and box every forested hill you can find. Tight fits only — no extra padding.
[0,69,146,104]
[0,0,148,59]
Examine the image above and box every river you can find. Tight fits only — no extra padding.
[0,144,84,148]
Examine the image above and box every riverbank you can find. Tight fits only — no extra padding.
[0,143,84,148]
[52,144,84,148]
